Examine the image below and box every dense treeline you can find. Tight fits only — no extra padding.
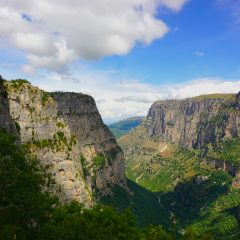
[0,129,175,240]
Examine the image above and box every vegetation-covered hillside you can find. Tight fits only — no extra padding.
[3,127,234,239]
[117,128,240,239]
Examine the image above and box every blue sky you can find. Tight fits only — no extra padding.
[92,0,240,84]
[0,0,240,122]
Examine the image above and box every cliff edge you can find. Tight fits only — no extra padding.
[0,77,126,206]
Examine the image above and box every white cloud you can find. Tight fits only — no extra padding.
[12,32,56,56]
[194,50,204,57]
[0,0,189,72]
[20,64,35,75]
[115,96,153,103]
[34,69,240,123]
[164,78,240,99]
[160,0,190,11]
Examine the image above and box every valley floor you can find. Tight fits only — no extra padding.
[106,134,240,239]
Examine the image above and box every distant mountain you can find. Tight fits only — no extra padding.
[109,116,144,138]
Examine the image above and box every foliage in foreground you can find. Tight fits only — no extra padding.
[1,128,239,239]
[0,129,175,240]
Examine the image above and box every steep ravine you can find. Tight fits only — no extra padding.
[119,93,240,188]
[117,93,240,238]
[0,78,126,206]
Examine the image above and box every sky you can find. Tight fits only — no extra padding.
[0,0,240,123]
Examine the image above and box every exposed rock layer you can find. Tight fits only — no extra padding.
[51,92,126,192]
[0,79,17,135]
[0,79,126,206]
[119,93,240,189]
[145,94,240,149]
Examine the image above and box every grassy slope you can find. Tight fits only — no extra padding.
[192,93,236,101]
[100,148,240,238]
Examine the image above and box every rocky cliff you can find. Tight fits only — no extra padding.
[0,77,17,135]
[118,93,240,239]
[119,93,240,189]
[51,92,126,193]
[145,93,240,149]
[0,78,126,206]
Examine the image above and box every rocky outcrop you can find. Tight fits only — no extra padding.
[0,78,126,206]
[145,94,240,149]
[235,92,240,110]
[0,77,17,135]
[51,92,126,193]
[206,157,240,176]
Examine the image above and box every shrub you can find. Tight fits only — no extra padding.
[42,92,50,106]
[11,79,31,85]
[166,120,174,127]
[15,122,21,133]
[56,131,67,145]
[80,155,90,176]
[56,122,65,129]
[93,153,106,170]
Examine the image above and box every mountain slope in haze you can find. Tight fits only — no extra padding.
[109,116,144,138]
[117,93,240,239]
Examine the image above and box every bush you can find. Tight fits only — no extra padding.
[42,92,50,106]
[11,79,31,84]
[0,128,57,239]
[80,155,90,176]
[15,122,21,133]
[93,153,106,170]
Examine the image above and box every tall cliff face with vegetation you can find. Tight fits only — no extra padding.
[0,126,176,240]
[146,94,240,149]
[0,78,17,135]
[120,93,240,185]
[0,78,126,206]
[51,92,126,193]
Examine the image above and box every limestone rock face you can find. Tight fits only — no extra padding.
[145,94,240,149]
[118,93,240,190]
[0,80,17,135]
[51,92,126,193]
[0,80,126,206]
[235,92,240,110]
